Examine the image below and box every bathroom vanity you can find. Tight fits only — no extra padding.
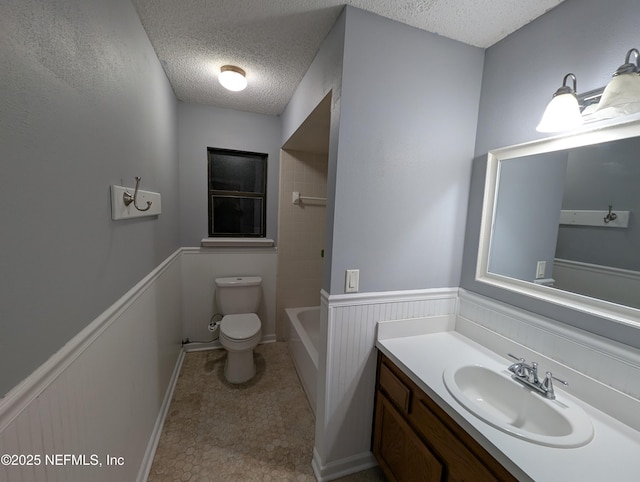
[371,115,640,481]
[373,351,516,481]
[372,315,640,482]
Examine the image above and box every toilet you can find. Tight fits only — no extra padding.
[215,276,263,383]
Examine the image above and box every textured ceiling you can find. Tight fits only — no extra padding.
[131,0,565,115]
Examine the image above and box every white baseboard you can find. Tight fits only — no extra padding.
[312,448,377,481]
[182,335,276,353]
[136,349,186,482]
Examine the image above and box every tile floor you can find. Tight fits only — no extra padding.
[147,342,385,481]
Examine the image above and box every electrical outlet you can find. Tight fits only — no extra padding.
[536,261,546,279]
[345,269,359,293]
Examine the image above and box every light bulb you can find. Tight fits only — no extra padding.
[536,73,583,133]
[536,93,583,133]
[219,65,247,92]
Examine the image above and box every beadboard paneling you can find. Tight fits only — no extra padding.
[553,258,640,309]
[0,251,183,482]
[313,288,458,480]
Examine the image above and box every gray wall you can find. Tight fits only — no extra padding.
[461,0,640,347]
[178,103,282,246]
[283,6,485,296]
[281,9,346,293]
[473,0,639,156]
[0,0,179,396]
[328,7,484,294]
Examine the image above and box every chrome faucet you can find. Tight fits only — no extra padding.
[507,354,567,399]
[507,354,526,376]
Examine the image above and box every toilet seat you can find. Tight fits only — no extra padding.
[220,313,261,340]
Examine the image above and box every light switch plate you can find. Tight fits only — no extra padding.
[111,185,162,220]
[536,261,546,279]
[345,269,359,293]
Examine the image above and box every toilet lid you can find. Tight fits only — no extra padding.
[221,314,261,340]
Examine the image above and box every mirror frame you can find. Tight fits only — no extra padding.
[477,114,640,328]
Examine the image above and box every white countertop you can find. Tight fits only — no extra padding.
[376,328,640,482]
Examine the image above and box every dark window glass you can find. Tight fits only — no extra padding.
[207,148,267,237]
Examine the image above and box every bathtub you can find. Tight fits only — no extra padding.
[285,306,319,415]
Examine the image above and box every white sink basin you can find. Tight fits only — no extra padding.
[443,364,594,448]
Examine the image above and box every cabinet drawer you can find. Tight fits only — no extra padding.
[379,360,411,414]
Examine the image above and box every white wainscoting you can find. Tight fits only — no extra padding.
[12,248,639,482]
[0,250,183,482]
[553,258,640,309]
[312,288,459,481]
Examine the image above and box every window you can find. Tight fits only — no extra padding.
[207,147,267,237]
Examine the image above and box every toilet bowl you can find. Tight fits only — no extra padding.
[214,276,263,383]
[219,313,262,383]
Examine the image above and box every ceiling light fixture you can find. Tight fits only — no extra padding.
[593,48,640,119]
[536,73,584,133]
[218,65,247,92]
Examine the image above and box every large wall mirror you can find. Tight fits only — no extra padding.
[477,115,640,327]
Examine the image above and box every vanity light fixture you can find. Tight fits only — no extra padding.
[593,48,640,119]
[536,73,584,133]
[218,65,247,92]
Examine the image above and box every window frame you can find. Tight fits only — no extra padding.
[207,147,268,238]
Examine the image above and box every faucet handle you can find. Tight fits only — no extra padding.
[545,371,568,386]
[542,371,568,399]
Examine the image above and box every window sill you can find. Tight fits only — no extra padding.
[200,238,275,248]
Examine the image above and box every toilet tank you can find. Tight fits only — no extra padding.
[215,276,262,314]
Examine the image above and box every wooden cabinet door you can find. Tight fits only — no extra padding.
[412,398,500,482]
[374,394,443,482]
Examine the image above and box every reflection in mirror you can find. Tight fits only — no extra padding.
[554,137,639,308]
[477,116,640,325]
